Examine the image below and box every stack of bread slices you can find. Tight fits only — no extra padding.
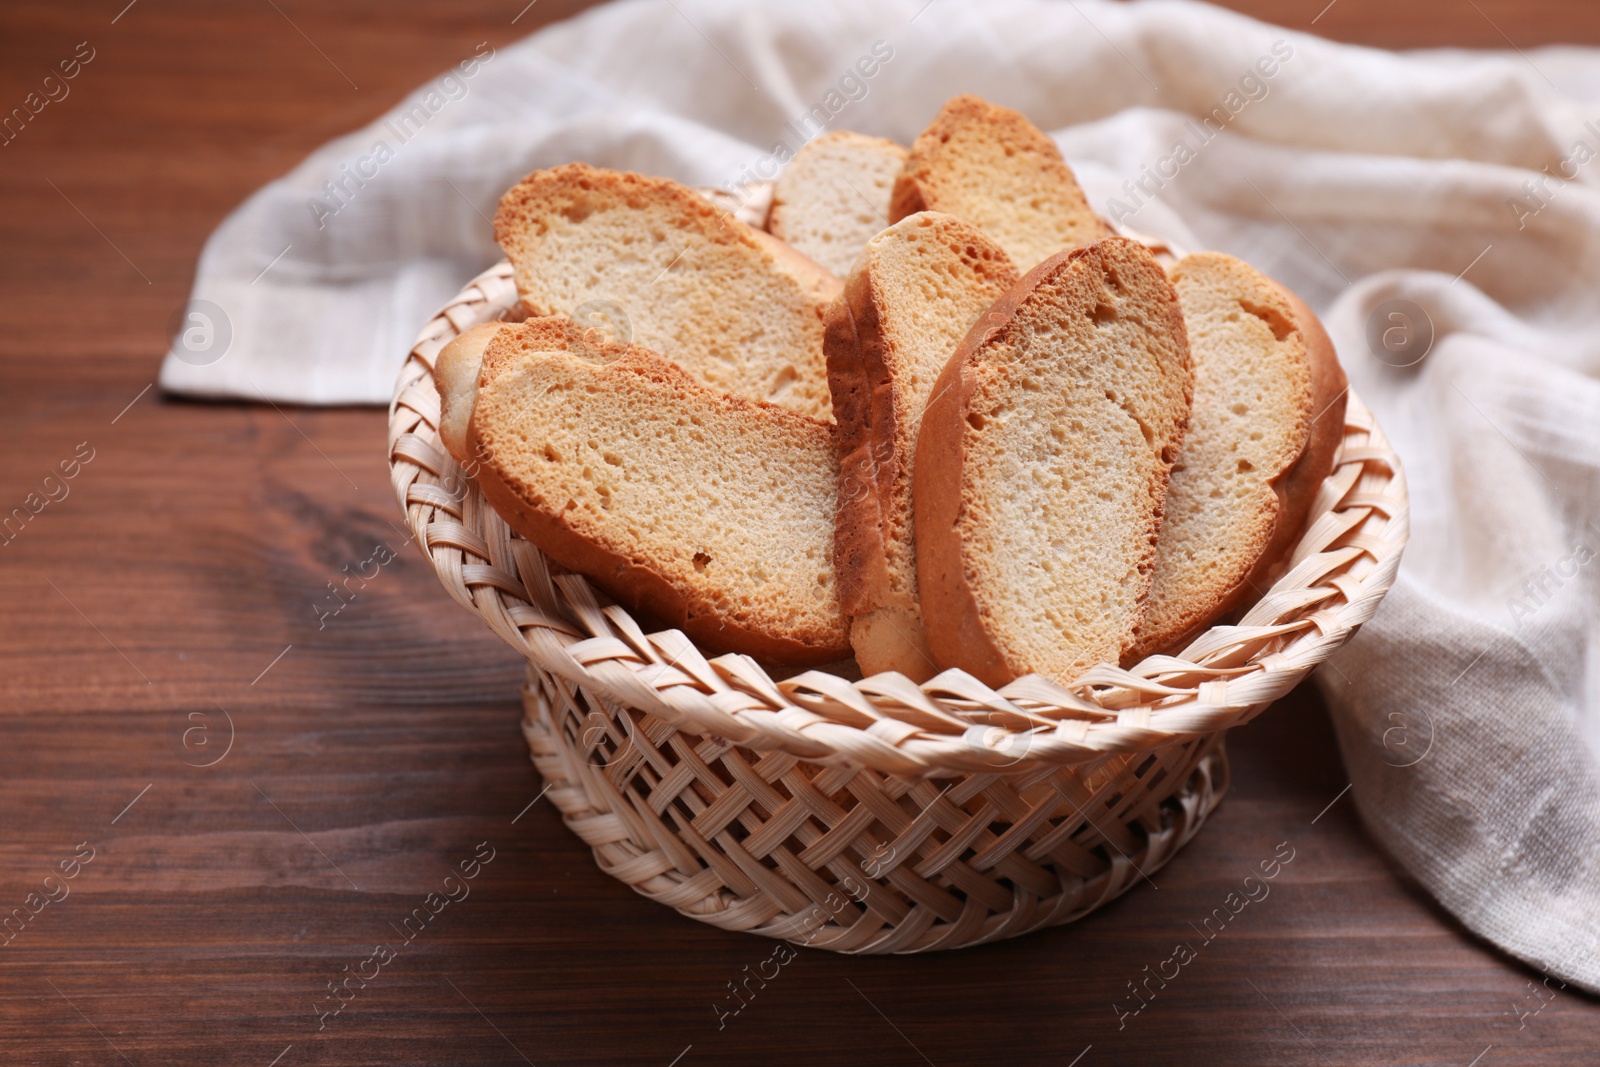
[433,94,1347,686]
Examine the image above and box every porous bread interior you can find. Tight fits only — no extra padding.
[1135,252,1313,653]
[865,213,1019,598]
[471,323,846,648]
[845,212,1017,672]
[892,95,1113,271]
[496,163,834,422]
[770,131,908,278]
[957,239,1190,683]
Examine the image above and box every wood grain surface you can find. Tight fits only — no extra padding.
[2,1,1598,1064]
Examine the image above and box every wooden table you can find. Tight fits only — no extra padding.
[2,2,1596,1063]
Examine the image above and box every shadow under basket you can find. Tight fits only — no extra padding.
[388,261,1409,955]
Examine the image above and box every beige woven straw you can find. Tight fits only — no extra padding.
[388,259,1408,953]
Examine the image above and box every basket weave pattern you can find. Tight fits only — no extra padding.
[388,261,1408,953]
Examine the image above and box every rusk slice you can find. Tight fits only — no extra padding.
[434,322,506,462]
[826,212,1018,680]
[769,131,909,277]
[1265,282,1348,562]
[890,95,1114,271]
[495,162,840,422]
[456,318,849,665]
[914,237,1193,686]
[1128,255,1348,658]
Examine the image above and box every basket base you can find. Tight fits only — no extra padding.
[520,666,1230,955]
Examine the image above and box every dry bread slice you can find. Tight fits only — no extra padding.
[1219,280,1346,591]
[495,162,840,423]
[1128,256,1348,659]
[434,321,506,462]
[450,318,849,665]
[826,212,1018,680]
[1264,282,1348,563]
[914,236,1193,686]
[769,131,909,277]
[890,95,1114,271]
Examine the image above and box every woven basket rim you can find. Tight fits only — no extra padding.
[388,259,1409,776]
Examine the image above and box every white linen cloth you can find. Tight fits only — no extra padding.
[161,0,1600,991]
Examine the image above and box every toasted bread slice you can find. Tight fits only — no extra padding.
[914,237,1192,686]
[769,131,909,277]
[1128,257,1348,659]
[495,163,840,423]
[826,212,1019,680]
[1263,281,1348,567]
[434,322,507,461]
[890,95,1114,271]
[454,318,848,664]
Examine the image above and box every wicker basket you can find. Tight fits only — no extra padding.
[387,260,1408,954]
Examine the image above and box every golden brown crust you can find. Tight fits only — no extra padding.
[827,270,914,673]
[912,304,1013,685]
[434,322,506,462]
[463,320,849,666]
[914,237,1190,686]
[823,279,894,620]
[887,175,929,224]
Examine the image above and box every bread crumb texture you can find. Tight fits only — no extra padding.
[891,95,1113,271]
[938,237,1191,684]
[770,131,909,277]
[1132,252,1314,655]
[496,162,836,421]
